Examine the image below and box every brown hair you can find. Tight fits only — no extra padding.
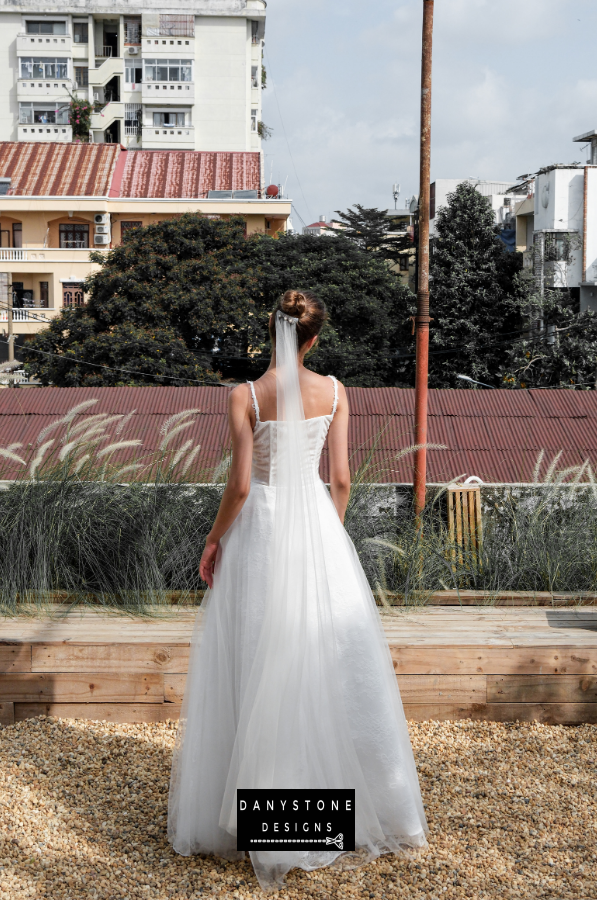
[269,290,327,347]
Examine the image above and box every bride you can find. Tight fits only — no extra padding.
[168,290,428,892]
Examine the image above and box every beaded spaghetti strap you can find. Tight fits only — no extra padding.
[328,375,338,418]
[247,381,260,424]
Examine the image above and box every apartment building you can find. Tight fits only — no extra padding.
[0,0,266,151]
[0,141,290,344]
[513,129,597,312]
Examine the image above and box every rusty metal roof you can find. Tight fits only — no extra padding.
[0,142,120,196]
[2,386,597,484]
[0,143,262,198]
[117,150,262,198]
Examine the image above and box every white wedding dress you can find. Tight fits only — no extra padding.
[168,315,428,893]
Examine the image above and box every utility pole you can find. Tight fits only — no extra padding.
[413,0,434,520]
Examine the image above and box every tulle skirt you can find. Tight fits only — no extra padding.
[168,479,428,892]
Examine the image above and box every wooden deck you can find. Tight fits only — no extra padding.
[0,606,596,726]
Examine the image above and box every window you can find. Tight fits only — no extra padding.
[63,283,84,307]
[125,60,143,85]
[26,21,66,35]
[75,66,88,88]
[12,282,33,309]
[124,104,142,135]
[121,221,142,240]
[251,21,260,44]
[124,17,141,44]
[19,103,69,125]
[59,223,89,249]
[153,111,185,127]
[73,22,88,43]
[158,15,194,37]
[399,254,409,272]
[144,59,192,82]
[12,223,22,249]
[0,179,11,196]
[251,66,259,88]
[20,58,68,80]
[40,282,49,308]
[251,109,258,132]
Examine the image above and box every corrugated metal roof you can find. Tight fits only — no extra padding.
[117,151,262,198]
[2,386,597,483]
[0,142,120,196]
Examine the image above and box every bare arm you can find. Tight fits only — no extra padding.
[327,380,351,523]
[199,385,253,587]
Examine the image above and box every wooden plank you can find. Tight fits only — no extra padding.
[0,673,163,703]
[391,647,597,675]
[0,702,14,726]
[396,675,486,703]
[404,702,597,724]
[0,644,31,672]
[164,673,186,704]
[32,643,190,674]
[14,702,181,725]
[488,674,597,703]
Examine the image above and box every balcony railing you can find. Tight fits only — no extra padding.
[0,309,49,322]
[0,249,28,261]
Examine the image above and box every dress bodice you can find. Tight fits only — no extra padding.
[248,376,337,486]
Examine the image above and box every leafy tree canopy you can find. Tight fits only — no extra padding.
[332,204,412,264]
[502,290,597,389]
[428,182,523,388]
[23,214,416,388]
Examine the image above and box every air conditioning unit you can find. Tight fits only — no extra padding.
[94,234,110,245]
[94,213,109,225]
[128,46,139,55]
[95,224,110,235]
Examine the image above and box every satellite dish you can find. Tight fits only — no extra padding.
[265,184,279,197]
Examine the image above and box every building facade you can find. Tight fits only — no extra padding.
[0,0,266,151]
[513,130,597,312]
[0,141,290,345]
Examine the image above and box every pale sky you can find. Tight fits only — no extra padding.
[261,0,597,229]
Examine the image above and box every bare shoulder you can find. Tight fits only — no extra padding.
[228,383,252,412]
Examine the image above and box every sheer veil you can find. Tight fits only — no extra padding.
[218,312,388,888]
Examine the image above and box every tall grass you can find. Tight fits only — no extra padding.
[1,402,597,613]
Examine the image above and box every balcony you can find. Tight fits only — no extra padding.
[0,309,51,323]
[141,125,195,149]
[17,33,72,54]
[18,125,72,141]
[17,79,72,100]
[142,37,194,55]
[0,248,101,263]
[142,82,194,103]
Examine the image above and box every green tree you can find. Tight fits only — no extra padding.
[502,289,597,389]
[23,215,416,388]
[332,204,412,265]
[23,214,261,386]
[428,182,523,388]
[250,232,415,386]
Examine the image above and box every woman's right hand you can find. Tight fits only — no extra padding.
[199,537,220,589]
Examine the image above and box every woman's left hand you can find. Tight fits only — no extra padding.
[199,538,220,589]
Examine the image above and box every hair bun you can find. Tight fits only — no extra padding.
[281,290,307,319]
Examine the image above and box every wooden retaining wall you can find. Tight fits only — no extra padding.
[0,607,596,726]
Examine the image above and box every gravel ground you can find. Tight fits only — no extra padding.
[0,716,595,900]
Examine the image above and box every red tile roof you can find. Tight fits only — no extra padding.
[2,386,597,484]
[117,150,262,199]
[0,143,262,198]
[0,142,120,196]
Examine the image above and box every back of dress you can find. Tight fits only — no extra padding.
[247,375,338,486]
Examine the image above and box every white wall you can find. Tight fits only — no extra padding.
[0,14,23,142]
[584,166,597,285]
[194,16,249,151]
